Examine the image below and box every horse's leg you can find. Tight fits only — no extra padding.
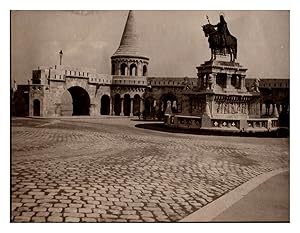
[210,48,213,61]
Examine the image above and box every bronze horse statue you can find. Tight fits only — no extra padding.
[202,23,237,62]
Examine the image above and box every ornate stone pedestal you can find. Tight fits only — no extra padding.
[164,58,279,133]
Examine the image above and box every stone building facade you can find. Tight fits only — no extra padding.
[12,11,289,126]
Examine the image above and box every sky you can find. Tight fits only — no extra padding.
[11,10,290,84]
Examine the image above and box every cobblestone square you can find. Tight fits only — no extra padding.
[11,117,289,222]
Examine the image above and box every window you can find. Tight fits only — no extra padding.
[121,63,128,75]
[143,65,147,76]
[130,64,137,76]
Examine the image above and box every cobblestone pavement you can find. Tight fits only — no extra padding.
[11,117,289,222]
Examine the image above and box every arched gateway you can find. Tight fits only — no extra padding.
[61,86,91,116]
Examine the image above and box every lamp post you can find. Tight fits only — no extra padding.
[59,50,63,65]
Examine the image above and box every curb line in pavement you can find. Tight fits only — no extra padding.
[180,167,289,222]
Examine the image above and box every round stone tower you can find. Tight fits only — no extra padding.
[111,11,149,77]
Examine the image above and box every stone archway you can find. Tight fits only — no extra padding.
[133,94,141,116]
[33,99,40,116]
[114,94,121,116]
[143,65,147,76]
[101,95,110,115]
[144,96,154,118]
[123,94,131,116]
[121,63,128,76]
[130,64,137,76]
[66,86,90,116]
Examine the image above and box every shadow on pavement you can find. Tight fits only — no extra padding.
[135,123,289,138]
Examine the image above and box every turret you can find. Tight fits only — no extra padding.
[111,11,149,77]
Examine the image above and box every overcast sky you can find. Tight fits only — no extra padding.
[11,10,289,84]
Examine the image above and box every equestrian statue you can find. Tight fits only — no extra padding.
[202,14,237,62]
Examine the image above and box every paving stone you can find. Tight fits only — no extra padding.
[142,217,156,222]
[69,203,82,208]
[93,209,107,214]
[31,217,46,222]
[54,203,68,208]
[14,216,31,222]
[139,210,153,217]
[23,203,38,207]
[128,202,144,207]
[33,207,47,212]
[101,214,118,219]
[82,217,97,222]
[78,208,92,213]
[120,215,140,220]
[63,213,85,218]
[47,216,63,222]
[86,213,101,218]
[21,211,35,217]
[12,203,23,210]
[64,207,78,213]
[122,210,136,215]
[36,212,50,217]
[21,199,35,203]
[65,217,80,222]
[48,207,63,213]
[49,212,63,217]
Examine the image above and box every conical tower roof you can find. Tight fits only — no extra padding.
[112,11,148,59]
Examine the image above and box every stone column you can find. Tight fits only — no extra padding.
[272,104,279,118]
[269,104,273,116]
[120,98,124,116]
[226,74,232,89]
[279,104,282,114]
[240,76,246,91]
[256,102,260,116]
[89,104,96,116]
[261,103,266,116]
[110,97,114,115]
[99,97,102,115]
[130,98,134,116]
[116,63,120,75]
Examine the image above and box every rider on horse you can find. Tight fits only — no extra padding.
[212,14,232,54]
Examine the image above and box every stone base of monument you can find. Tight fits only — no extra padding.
[164,114,279,135]
[163,57,280,135]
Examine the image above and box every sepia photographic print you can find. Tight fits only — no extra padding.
[10,8,290,225]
